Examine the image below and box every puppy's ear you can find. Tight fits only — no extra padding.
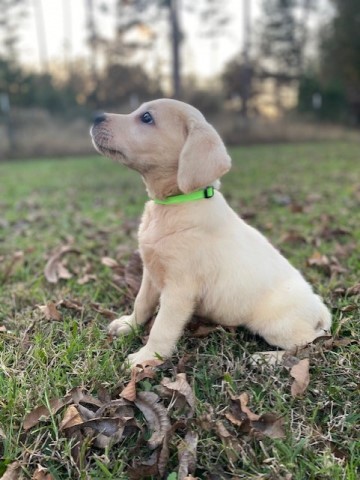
[177,120,231,193]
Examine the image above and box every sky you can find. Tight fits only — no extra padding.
[18,0,261,80]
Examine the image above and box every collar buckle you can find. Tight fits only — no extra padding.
[204,186,214,198]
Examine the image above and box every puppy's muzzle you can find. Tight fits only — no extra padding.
[90,114,127,162]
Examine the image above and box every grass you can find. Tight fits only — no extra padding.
[0,142,359,479]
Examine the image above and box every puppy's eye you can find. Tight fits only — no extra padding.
[140,111,154,124]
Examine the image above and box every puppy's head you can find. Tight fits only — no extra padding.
[90,99,231,197]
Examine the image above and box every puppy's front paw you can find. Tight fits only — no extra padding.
[127,346,163,367]
[108,315,135,337]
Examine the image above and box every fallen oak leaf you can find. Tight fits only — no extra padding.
[279,231,307,245]
[178,431,198,480]
[2,461,21,480]
[340,304,358,313]
[94,398,134,419]
[23,387,102,431]
[44,245,80,284]
[161,373,196,417]
[347,283,360,296]
[134,391,170,450]
[23,397,68,431]
[250,413,286,439]
[120,360,165,402]
[77,273,97,285]
[101,256,119,268]
[71,417,126,437]
[68,387,103,408]
[290,358,310,397]
[307,251,330,269]
[214,420,243,463]
[32,465,54,480]
[56,263,72,280]
[64,416,129,450]
[57,298,84,312]
[120,368,138,402]
[38,302,62,321]
[60,405,83,431]
[230,392,260,421]
[158,421,186,477]
[224,411,243,427]
[90,302,118,320]
[128,452,159,480]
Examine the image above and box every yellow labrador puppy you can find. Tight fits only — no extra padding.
[91,99,331,366]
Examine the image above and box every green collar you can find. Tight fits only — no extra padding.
[154,186,215,205]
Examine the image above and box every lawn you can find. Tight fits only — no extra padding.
[0,142,359,479]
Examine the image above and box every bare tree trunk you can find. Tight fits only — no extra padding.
[241,0,252,120]
[86,0,98,93]
[169,0,181,99]
[32,0,49,71]
[62,0,72,74]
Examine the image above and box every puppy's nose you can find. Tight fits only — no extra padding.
[93,113,106,126]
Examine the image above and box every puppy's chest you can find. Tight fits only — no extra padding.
[138,209,175,285]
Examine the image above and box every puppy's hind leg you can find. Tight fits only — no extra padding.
[108,268,159,336]
[127,286,195,366]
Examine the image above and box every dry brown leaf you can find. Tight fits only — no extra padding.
[23,387,101,431]
[2,461,21,480]
[56,263,72,280]
[38,302,62,321]
[280,231,307,244]
[290,358,310,397]
[251,413,286,439]
[346,283,360,296]
[158,421,186,477]
[77,273,97,285]
[32,465,54,480]
[231,392,260,421]
[69,387,103,408]
[94,398,134,419]
[44,245,80,283]
[178,431,198,480]
[101,256,119,268]
[90,302,117,320]
[23,397,68,430]
[307,251,330,268]
[215,420,243,463]
[60,405,83,431]
[128,454,159,480]
[57,298,84,312]
[224,411,243,427]
[76,417,125,436]
[120,368,138,402]
[135,391,170,449]
[77,403,96,421]
[161,373,196,416]
[340,304,358,313]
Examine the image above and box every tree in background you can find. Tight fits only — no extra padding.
[256,0,317,112]
[0,0,29,61]
[318,0,360,123]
